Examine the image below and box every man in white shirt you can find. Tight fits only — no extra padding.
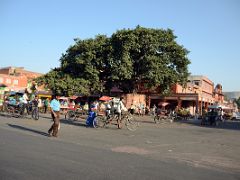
[116,97,127,129]
[21,90,29,115]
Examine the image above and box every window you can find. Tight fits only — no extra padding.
[0,77,3,83]
[13,79,18,85]
[193,80,200,86]
[6,78,11,84]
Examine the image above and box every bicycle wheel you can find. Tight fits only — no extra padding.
[159,116,167,124]
[125,115,138,131]
[169,117,174,123]
[7,106,15,117]
[32,108,39,120]
[67,110,76,120]
[153,115,160,123]
[34,111,39,120]
[92,117,98,128]
[95,116,106,128]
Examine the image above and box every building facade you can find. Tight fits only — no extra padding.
[0,66,43,92]
[147,75,222,115]
[0,74,28,91]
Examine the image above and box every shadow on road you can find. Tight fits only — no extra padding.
[0,112,18,118]
[176,119,240,131]
[38,114,52,120]
[7,123,49,137]
[39,113,87,127]
[134,115,240,131]
[60,119,86,127]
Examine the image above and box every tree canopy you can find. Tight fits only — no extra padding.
[36,26,191,96]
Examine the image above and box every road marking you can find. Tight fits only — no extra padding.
[111,146,152,155]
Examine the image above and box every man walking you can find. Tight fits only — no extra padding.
[48,95,60,137]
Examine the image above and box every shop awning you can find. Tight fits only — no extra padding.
[99,96,112,101]
[158,102,169,107]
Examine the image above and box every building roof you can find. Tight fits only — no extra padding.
[0,66,43,80]
[188,75,214,85]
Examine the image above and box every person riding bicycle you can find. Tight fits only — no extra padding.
[114,97,127,129]
[31,96,39,120]
[152,104,157,116]
[105,101,112,118]
[32,96,39,109]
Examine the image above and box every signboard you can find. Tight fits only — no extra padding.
[180,97,198,101]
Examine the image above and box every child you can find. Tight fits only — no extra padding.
[86,108,97,127]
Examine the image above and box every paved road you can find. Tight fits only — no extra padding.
[0,113,240,180]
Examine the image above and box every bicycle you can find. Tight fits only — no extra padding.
[65,108,85,121]
[153,113,175,124]
[95,112,139,131]
[3,103,18,117]
[31,106,39,120]
[65,109,76,120]
[4,103,29,118]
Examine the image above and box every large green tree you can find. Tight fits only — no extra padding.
[36,68,90,96]
[36,26,190,96]
[108,26,190,94]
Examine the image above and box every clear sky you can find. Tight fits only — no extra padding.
[1,0,239,91]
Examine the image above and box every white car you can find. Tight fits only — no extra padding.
[232,112,240,120]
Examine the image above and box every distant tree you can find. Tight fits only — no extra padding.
[234,97,240,109]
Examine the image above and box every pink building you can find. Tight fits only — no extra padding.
[0,74,28,91]
[148,75,223,115]
[0,66,43,92]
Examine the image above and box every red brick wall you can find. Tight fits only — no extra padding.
[122,93,146,109]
